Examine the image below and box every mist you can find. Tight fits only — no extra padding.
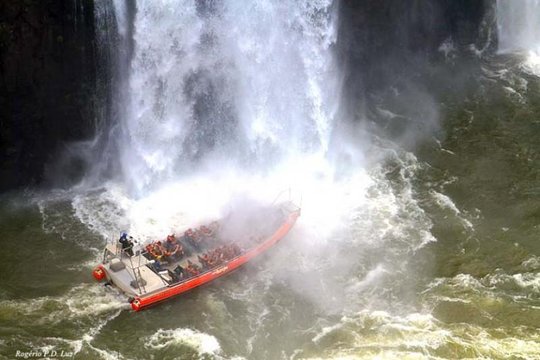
[71,0,491,317]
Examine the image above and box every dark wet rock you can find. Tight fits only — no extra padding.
[337,0,494,96]
[0,0,98,191]
[335,0,495,149]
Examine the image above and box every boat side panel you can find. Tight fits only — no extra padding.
[134,210,300,310]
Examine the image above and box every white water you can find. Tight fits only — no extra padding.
[497,0,540,75]
[145,328,222,356]
[73,2,460,354]
[80,0,439,306]
[119,0,339,195]
[5,2,536,358]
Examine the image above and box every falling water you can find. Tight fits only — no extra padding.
[119,0,339,195]
[497,0,540,52]
[497,0,540,74]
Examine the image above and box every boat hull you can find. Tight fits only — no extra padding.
[130,209,300,311]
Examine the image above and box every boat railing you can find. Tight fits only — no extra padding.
[272,188,302,213]
[128,253,151,293]
[103,234,156,294]
[108,234,188,288]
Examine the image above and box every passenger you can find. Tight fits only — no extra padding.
[145,243,155,259]
[200,225,211,236]
[156,241,166,257]
[192,229,203,246]
[184,228,195,246]
[173,265,185,281]
[198,254,209,269]
[186,260,201,276]
[185,228,205,249]
[224,245,232,259]
[119,232,134,257]
[150,253,166,273]
[147,241,164,261]
[200,225,215,241]
[211,248,224,266]
[152,258,164,272]
[208,221,219,234]
[164,234,184,261]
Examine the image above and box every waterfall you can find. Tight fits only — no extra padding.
[497,0,540,53]
[114,0,339,195]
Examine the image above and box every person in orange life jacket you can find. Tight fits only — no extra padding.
[151,241,165,260]
[164,234,183,260]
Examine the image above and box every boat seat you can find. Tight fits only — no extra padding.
[110,258,126,272]
[130,278,147,288]
[159,270,172,282]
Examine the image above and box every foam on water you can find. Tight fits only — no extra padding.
[522,255,540,271]
[68,145,439,338]
[0,284,126,324]
[523,50,540,76]
[72,186,130,230]
[426,270,540,299]
[344,263,388,297]
[486,271,540,294]
[39,308,125,358]
[359,152,437,251]
[145,328,222,356]
[307,309,540,359]
[0,283,126,358]
[429,190,473,230]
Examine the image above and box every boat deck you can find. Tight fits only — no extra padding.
[102,205,288,297]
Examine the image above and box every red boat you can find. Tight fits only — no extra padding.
[92,201,300,311]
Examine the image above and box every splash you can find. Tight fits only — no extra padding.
[88,0,371,246]
[76,0,443,321]
[523,49,540,76]
[73,154,372,243]
[497,0,540,53]
[497,0,540,76]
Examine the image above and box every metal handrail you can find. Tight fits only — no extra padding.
[271,188,302,211]
[107,235,146,294]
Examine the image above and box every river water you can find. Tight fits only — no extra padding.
[1,1,540,359]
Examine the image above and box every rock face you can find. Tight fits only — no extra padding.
[0,0,99,191]
[333,0,495,150]
[337,0,493,96]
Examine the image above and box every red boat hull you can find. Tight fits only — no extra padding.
[130,209,300,311]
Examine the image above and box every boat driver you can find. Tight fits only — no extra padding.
[119,232,134,257]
